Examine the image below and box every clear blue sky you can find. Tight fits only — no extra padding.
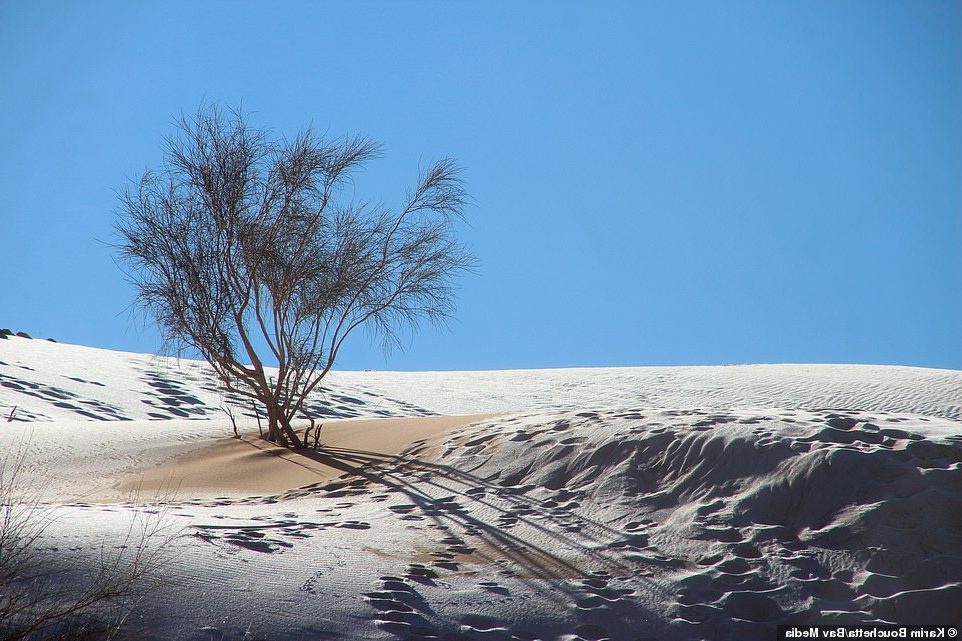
[1,1,960,371]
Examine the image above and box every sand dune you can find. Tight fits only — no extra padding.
[1,336,960,640]
[416,408,962,628]
[2,336,959,423]
[110,415,494,502]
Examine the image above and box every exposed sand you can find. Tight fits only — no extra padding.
[108,414,494,501]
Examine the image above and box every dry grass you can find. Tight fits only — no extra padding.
[1,442,173,641]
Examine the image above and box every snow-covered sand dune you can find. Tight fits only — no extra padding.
[1,337,960,423]
[1,335,960,640]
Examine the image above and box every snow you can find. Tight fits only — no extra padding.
[1,334,960,639]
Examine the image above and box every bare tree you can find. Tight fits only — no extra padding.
[116,106,472,447]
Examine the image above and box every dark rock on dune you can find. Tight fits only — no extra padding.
[0,328,50,340]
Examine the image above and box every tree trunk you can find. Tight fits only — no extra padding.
[264,401,286,445]
[278,413,304,448]
[261,398,303,448]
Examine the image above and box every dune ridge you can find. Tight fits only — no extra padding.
[2,336,959,423]
[410,408,962,630]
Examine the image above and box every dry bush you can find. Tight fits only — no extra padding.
[0,448,172,641]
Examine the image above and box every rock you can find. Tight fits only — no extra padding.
[15,331,31,339]
[0,328,12,339]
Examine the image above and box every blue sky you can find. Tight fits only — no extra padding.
[1,1,959,370]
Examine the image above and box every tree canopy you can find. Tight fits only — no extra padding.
[117,106,472,446]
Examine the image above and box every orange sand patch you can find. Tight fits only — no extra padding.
[107,414,492,502]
